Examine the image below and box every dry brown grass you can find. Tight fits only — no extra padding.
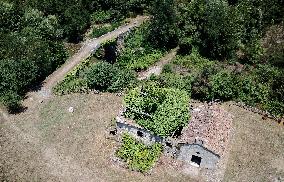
[223,102,284,182]
[1,93,194,182]
[1,94,283,181]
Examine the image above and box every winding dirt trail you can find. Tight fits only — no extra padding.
[0,17,147,182]
[137,48,178,80]
[35,16,148,99]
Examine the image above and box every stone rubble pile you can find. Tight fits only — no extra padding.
[181,103,233,157]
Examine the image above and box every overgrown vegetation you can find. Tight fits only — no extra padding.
[117,24,164,71]
[0,0,151,111]
[0,2,67,111]
[1,0,283,118]
[54,60,137,95]
[171,51,284,117]
[91,22,121,38]
[116,133,163,173]
[124,84,190,137]
[145,0,284,118]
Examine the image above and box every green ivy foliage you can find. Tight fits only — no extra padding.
[123,84,190,137]
[116,133,163,173]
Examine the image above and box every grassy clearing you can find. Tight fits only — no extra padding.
[223,102,284,181]
[1,93,194,181]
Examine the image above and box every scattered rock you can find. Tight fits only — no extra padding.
[68,107,74,113]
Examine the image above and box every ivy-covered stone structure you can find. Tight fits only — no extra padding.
[114,102,233,169]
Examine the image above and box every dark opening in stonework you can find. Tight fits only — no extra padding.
[165,142,172,148]
[109,129,117,135]
[191,155,202,166]
[172,126,183,138]
[137,130,144,137]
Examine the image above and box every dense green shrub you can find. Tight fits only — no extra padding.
[85,62,137,92]
[116,133,163,173]
[162,64,174,74]
[0,3,67,111]
[208,71,236,100]
[92,25,113,38]
[173,50,216,76]
[147,0,178,49]
[124,84,190,137]
[53,58,91,95]
[54,61,137,94]
[53,78,89,95]
[86,62,118,91]
[108,69,137,92]
[158,73,192,95]
[176,0,239,59]
[91,10,112,24]
[0,91,22,111]
[92,22,121,38]
[235,75,270,107]
[239,39,264,64]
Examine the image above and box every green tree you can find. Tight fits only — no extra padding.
[147,0,178,49]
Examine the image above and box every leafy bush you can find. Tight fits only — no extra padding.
[235,75,270,107]
[108,69,137,92]
[116,133,163,173]
[0,91,22,111]
[147,0,178,49]
[85,62,136,92]
[208,71,236,100]
[91,10,112,24]
[239,39,264,64]
[173,49,216,76]
[86,62,117,91]
[53,78,89,95]
[176,0,239,59]
[53,59,91,95]
[123,84,190,137]
[92,21,122,38]
[158,73,192,95]
[92,25,114,38]
[162,64,174,74]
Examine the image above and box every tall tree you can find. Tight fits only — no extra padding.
[147,0,178,49]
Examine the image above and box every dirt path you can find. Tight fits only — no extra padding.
[20,16,147,110]
[0,16,148,181]
[137,48,178,80]
[40,16,147,96]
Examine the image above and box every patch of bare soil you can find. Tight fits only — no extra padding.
[137,48,178,80]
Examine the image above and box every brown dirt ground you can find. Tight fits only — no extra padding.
[222,102,284,182]
[0,93,194,182]
[1,94,283,181]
